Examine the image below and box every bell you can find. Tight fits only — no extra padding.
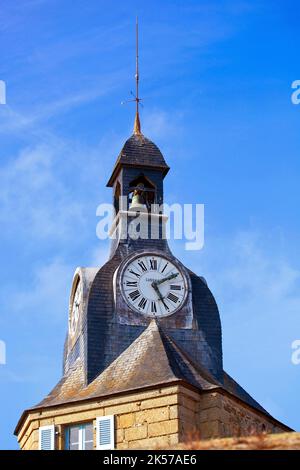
[129,187,147,212]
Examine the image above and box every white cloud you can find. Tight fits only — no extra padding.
[202,230,300,326]
[89,243,110,267]
[176,229,300,313]
[0,82,116,135]
[0,129,124,328]
[8,258,73,326]
[0,139,88,242]
[142,109,184,141]
[172,228,300,423]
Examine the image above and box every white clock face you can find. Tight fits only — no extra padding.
[121,254,187,317]
[70,279,81,336]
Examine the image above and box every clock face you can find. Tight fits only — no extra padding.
[70,279,81,336]
[121,254,188,317]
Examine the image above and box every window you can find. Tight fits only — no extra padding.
[96,416,115,450]
[65,423,93,450]
[39,425,55,450]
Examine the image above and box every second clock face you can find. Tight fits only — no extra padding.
[70,279,81,336]
[121,254,187,317]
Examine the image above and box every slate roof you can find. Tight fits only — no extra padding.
[35,321,219,410]
[16,320,292,435]
[107,133,170,186]
[28,321,265,416]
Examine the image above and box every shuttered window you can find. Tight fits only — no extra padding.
[65,423,93,450]
[39,425,55,450]
[96,416,114,450]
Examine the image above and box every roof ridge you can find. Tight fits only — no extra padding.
[155,322,222,388]
[35,320,222,410]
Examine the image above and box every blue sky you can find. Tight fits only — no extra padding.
[0,0,299,449]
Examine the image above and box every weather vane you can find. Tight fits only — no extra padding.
[121,17,143,135]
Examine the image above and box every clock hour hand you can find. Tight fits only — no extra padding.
[155,272,179,286]
[151,281,169,310]
[151,281,163,300]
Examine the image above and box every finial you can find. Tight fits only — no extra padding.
[133,16,142,135]
[121,17,143,135]
[134,109,141,135]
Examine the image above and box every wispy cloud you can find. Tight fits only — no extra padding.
[8,258,73,326]
[89,244,110,267]
[0,81,118,135]
[199,230,300,326]
[143,108,184,141]
[172,228,300,424]
[176,229,300,349]
[0,139,87,241]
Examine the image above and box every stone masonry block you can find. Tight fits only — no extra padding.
[198,407,221,423]
[141,394,178,410]
[125,424,148,442]
[169,405,179,420]
[129,435,170,450]
[105,402,140,415]
[118,413,135,428]
[116,428,125,443]
[148,419,179,438]
[135,407,169,425]
[199,420,221,439]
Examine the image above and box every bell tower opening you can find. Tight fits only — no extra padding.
[128,174,156,212]
[114,181,121,215]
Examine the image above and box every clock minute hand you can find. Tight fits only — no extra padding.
[156,272,179,286]
[151,282,169,310]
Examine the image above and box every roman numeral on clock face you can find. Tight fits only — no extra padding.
[170,285,181,290]
[138,297,147,309]
[151,301,157,313]
[129,269,141,278]
[129,290,141,301]
[126,281,138,287]
[161,262,168,273]
[167,292,179,303]
[149,259,157,270]
[138,261,147,272]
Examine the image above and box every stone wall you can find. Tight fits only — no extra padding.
[197,391,285,439]
[17,386,181,450]
[16,385,289,450]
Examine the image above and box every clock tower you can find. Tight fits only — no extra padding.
[15,25,291,450]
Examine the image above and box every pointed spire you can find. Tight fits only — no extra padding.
[133,16,142,135]
[133,110,141,135]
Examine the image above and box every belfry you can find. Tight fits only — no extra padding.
[15,22,290,450]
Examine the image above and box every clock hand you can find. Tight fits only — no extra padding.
[155,272,179,286]
[151,282,169,310]
[151,281,163,300]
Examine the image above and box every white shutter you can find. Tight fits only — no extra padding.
[39,424,55,450]
[96,416,114,450]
